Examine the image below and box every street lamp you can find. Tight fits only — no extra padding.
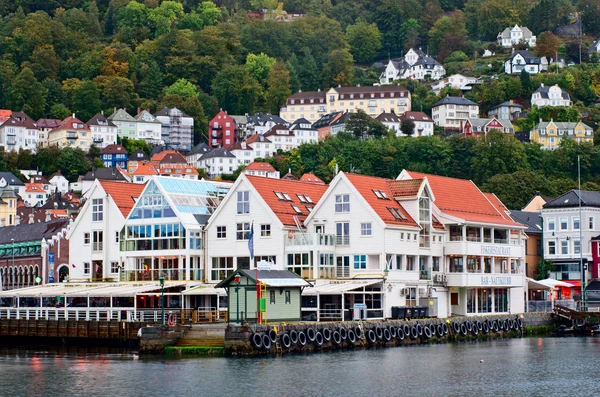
[11,239,14,288]
[159,274,165,326]
[234,274,241,324]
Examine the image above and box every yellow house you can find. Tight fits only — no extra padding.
[530,120,593,149]
[0,188,17,227]
[47,115,92,152]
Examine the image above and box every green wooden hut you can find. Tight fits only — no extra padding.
[216,269,311,323]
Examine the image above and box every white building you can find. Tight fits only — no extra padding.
[399,112,435,137]
[431,74,480,95]
[66,180,145,282]
[379,48,446,84]
[87,113,118,149]
[154,107,194,151]
[186,143,211,165]
[49,171,69,195]
[197,147,240,178]
[531,84,572,108]
[19,182,50,208]
[376,112,402,134]
[242,162,280,179]
[498,25,536,48]
[431,96,479,130]
[135,110,163,145]
[505,50,542,74]
[0,114,39,153]
[205,174,328,282]
[289,118,319,145]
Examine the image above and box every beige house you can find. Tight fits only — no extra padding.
[47,115,92,151]
[0,188,17,227]
[280,85,411,123]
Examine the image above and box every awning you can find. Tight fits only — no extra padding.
[586,280,600,291]
[64,283,186,298]
[537,279,576,289]
[303,280,382,296]
[181,285,226,296]
[0,284,89,298]
[526,278,553,291]
[0,282,189,298]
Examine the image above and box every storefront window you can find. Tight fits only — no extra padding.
[467,289,475,313]
[479,289,491,313]
[494,288,508,312]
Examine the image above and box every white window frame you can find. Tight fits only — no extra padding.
[217,226,226,239]
[260,224,271,237]
[360,223,372,236]
[237,191,250,214]
[92,198,103,222]
[335,194,350,213]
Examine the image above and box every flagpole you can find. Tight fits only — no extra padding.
[248,221,259,323]
[578,155,585,311]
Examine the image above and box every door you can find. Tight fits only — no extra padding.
[336,256,350,278]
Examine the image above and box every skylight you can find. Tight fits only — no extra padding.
[274,191,285,200]
[387,207,406,220]
[291,204,303,214]
[297,194,307,203]
[282,192,292,201]
[304,195,313,203]
[373,189,383,199]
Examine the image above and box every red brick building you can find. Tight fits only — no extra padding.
[208,110,237,149]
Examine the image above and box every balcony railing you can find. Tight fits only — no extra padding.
[92,242,103,252]
[120,269,203,282]
[285,233,336,247]
[66,132,79,139]
[335,236,350,246]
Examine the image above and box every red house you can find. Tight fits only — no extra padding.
[208,110,237,149]
[462,117,514,137]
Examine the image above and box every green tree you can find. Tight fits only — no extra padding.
[71,80,102,122]
[322,49,355,87]
[472,130,529,184]
[148,1,184,37]
[265,62,292,114]
[401,119,416,137]
[345,20,382,64]
[399,18,421,52]
[57,147,93,182]
[49,103,72,120]
[481,170,552,209]
[165,78,199,100]
[244,53,277,85]
[344,110,387,140]
[9,67,46,120]
[212,65,263,114]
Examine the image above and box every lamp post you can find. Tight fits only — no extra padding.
[11,239,14,288]
[234,274,241,324]
[159,274,165,326]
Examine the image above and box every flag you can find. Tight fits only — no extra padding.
[248,222,254,261]
[95,264,100,273]
[71,263,76,268]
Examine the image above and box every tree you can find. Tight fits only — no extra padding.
[70,80,102,122]
[244,53,277,86]
[165,78,199,100]
[344,110,387,140]
[148,1,184,37]
[49,103,72,120]
[57,147,93,182]
[345,20,382,64]
[265,62,292,114]
[212,65,263,114]
[399,18,421,52]
[9,67,46,120]
[578,0,600,36]
[535,31,560,59]
[428,12,468,56]
[401,120,416,137]
[481,170,552,209]
[472,130,529,184]
[322,49,354,87]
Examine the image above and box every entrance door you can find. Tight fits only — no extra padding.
[336,256,350,278]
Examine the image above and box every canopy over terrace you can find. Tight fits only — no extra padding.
[526,278,575,312]
[302,280,384,321]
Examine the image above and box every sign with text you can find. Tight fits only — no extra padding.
[480,245,511,256]
[48,252,55,283]
[481,275,512,286]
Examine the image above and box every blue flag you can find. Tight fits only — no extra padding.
[248,222,254,260]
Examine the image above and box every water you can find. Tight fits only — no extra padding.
[1,337,600,397]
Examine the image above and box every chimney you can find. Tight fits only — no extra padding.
[72,113,75,118]
[29,212,34,224]
[540,83,544,87]
[45,210,51,222]
[0,219,4,227]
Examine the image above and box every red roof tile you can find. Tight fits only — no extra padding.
[245,162,276,172]
[24,183,46,193]
[99,181,145,217]
[101,144,127,154]
[344,173,418,227]
[151,150,179,161]
[246,175,328,226]
[299,173,325,184]
[131,162,159,176]
[405,171,521,227]
[49,116,90,133]
[387,179,423,197]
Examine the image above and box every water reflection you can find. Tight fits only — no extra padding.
[0,338,599,397]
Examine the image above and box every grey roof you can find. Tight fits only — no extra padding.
[39,191,79,210]
[414,56,442,69]
[0,172,25,186]
[135,110,161,124]
[543,190,600,209]
[312,112,341,129]
[230,115,248,125]
[377,112,402,123]
[534,121,592,134]
[509,210,542,234]
[246,112,287,126]
[87,113,116,127]
[589,38,600,54]
[130,150,150,160]
[533,84,570,100]
[432,95,478,108]
[189,143,212,155]
[489,101,524,111]
[215,269,311,289]
[199,147,236,160]
[508,50,541,64]
[292,117,310,125]
[155,106,190,118]
[499,25,534,39]
[0,220,69,245]
[107,108,136,122]
[82,168,128,182]
[466,117,514,132]
[330,112,353,126]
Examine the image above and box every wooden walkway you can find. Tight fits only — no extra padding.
[0,319,143,341]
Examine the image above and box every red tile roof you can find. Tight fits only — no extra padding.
[245,162,276,172]
[24,183,46,193]
[50,116,90,133]
[300,173,325,184]
[246,134,271,144]
[131,162,159,176]
[101,144,127,154]
[483,192,513,222]
[387,179,423,197]
[99,181,145,217]
[405,171,522,227]
[36,118,61,129]
[246,175,328,226]
[151,150,179,161]
[344,173,418,227]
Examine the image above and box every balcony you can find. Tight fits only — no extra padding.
[93,137,104,143]
[6,139,16,145]
[66,132,79,139]
[446,273,524,288]
[285,233,336,247]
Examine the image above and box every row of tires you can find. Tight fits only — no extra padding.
[250,317,524,351]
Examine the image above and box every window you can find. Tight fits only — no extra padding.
[217,226,226,239]
[388,207,406,220]
[335,194,350,212]
[211,257,233,280]
[84,233,90,244]
[548,241,556,255]
[115,231,119,243]
[419,191,431,223]
[237,191,249,214]
[236,223,250,240]
[297,194,307,203]
[432,257,440,272]
[285,290,291,304]
[291,205,303,214]
[110,262,119,274]
[361,223,372,236]
[589,217,594,230]
[92,198,103,221]
[260,224,271,237]
[287,253,311,278]
[354,255,366,269]
[574,240,581,254]
[548,218,555,231]
[336,222,350,245]
[560,218,568,230]
[560,240,568,255]
[268,290,276,304]
[406,256,415,271]
[92,231,103,251]
[282,192,292,201]
[83,262,90,275]
[573,217,580,230]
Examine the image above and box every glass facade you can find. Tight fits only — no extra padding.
[466,288,509,314]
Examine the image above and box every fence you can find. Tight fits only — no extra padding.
[527,299,576,313]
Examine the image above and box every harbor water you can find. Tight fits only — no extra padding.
[1,337,599,396]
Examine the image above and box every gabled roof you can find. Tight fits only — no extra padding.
[135,110,161,123]
[159,152,188,165]
[189,143,211,155]
[246,134,272,144]
[0,220,69,245]
[215,269,311,288]
[299,173,324,184]
[98,181,145,217]
[36,118,61,129]
[101,144,127,155]
[292,117,310,125]
[0,172,25,186]
[483,192,513,223]
[152,150,180,162]
[508,50,540,64]
[533,84,570,100]
[246,175,328,226]
[402,171,522,227]
[24,183,46,193]
[387,179,424,198]
[432,95,478,108]
[376,112,402,123]
[29,175,49,184]
[200,147,237,159]
[344,173,418,227]
[509,210,542,234]
[543,190,600,209]
[312,112,342,129]
[87,113,116,127]
[489,101,524,111]
[131,162,159,176]
[399,112,433,123]
[82,168,128,182]
[11,111,38,130]
[245,162,276,172]
[229,141,254,151]
[264,124,294,137]
[245,112,286,126]
[50,116,90,133]
[330,112,352,126]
